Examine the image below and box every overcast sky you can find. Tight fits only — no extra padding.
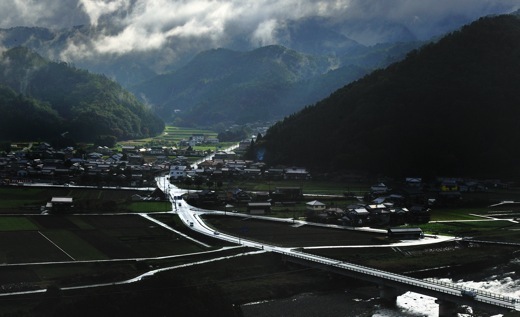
[1,0,519,58]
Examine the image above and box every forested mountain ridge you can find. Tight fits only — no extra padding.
[130,43,419,127]
[131,45,336,126]
[252,14,520,179]
[0,47,164,144]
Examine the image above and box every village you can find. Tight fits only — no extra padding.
[0,135,513,231]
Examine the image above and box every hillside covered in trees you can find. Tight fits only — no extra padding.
[251,14,520,179]
[0,47,164,144]
[130,43,419,127]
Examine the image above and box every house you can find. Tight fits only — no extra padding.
[48,197,74,214]
[169,165,187,180]
[121,145,136,153]
[272,187,303,202]
[266,168,284,180]
[214,151,237,160]
[284,167,310,180]
[405,178,422,188]
[370,183,389,194]
[247,202,271,215]
[254,191,270,202]
[440,179,459,192]
[231,189,252,202]
[345,207,370,226]
[306,200,326,212]
[387,227,423,240]
[190,134,205,143]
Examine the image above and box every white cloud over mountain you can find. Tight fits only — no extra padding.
[1,0,519,61]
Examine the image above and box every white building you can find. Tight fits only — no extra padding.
[306,200,326,212]
[170,165,187,180]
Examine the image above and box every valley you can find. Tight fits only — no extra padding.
[0,3,520,316]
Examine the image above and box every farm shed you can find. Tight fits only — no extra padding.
[247,202,271,215]
[49,197,74,214]
[387,227,423,240]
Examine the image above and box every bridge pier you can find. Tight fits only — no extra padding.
[378,285,400,307]
[436,299,459,317]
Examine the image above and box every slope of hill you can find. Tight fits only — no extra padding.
[130,45,337,126]
[0,85,64,141]
[252,14,520,179]
[130,43,420,127]
[0,47,164,143]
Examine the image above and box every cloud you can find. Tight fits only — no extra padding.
[79,0,131,26]
[2,0,520,59]
[80,0,338,55]
[0,0,89,29]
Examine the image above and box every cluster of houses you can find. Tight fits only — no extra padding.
[185,176,512,229]
[185,182,431,227]
[177,134,219,147]
[170,154,311,182]
[305,199,431,227]
[0,142,184,187]
[185,186,303,210]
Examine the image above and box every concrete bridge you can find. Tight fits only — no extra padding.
[279,250,519,316]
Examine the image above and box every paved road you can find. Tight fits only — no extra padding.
[159,175,519,312]
[0,174,516,312]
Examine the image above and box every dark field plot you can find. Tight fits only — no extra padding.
[0,231,71,263]
[203,215,386,247]
[0,214,207,264]
[0,186,155,213]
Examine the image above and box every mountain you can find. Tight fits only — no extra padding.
[130,42,421,127]
[251,14,520,179]
[0,13,469,88]
[265,17,364,55]
[130,45,333,126]
[0,85,64,141]
[0,47,164,143]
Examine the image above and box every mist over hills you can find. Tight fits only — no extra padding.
[251,14,520,179]
[0,7,515,129]
[0,17,417,87]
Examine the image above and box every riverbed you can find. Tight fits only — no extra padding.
[241,258,520,317]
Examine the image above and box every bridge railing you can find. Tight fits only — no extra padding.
[280,249,518,309]
[422,277,518,304]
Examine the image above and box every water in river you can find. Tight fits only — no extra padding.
[241,263,520,317]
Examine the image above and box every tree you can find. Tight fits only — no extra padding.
[194,176,204,189]
[183,177,193,189]
[0,142,11,153]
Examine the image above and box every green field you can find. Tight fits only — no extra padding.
[0,213,209,264]
[1,182,520,306]
[126,201,173,212]
[0,216,39,231]
[118,125,234,151]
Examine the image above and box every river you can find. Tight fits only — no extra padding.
[241,257,520,317]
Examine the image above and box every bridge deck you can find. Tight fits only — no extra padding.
[279,250,518,314]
